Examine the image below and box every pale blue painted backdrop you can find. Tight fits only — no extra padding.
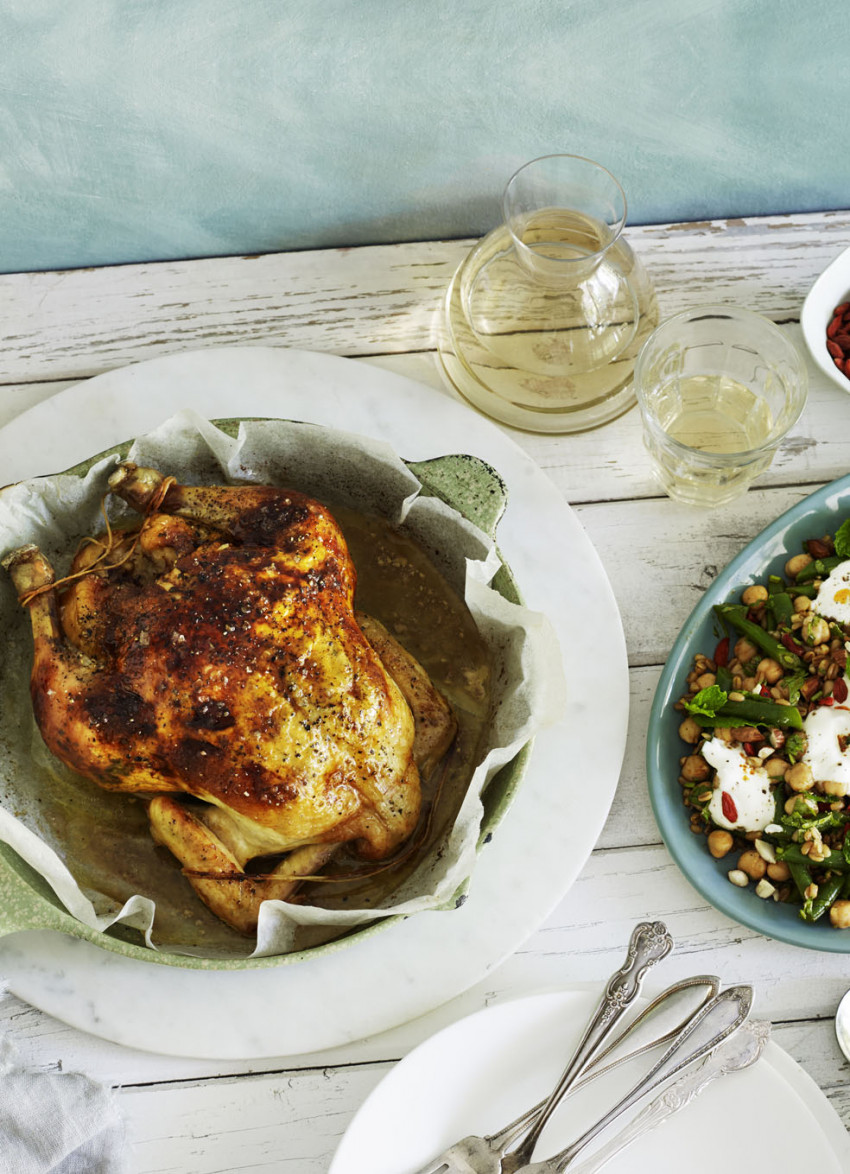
[0,0,846,273]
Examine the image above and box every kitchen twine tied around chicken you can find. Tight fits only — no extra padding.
[0,988,126,1174]
[13,474,178,610]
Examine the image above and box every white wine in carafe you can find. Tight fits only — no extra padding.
[439,208,658,433]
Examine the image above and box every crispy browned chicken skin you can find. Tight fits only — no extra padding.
[4,464,456,933]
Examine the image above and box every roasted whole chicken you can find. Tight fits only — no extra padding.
[4,464,457,933]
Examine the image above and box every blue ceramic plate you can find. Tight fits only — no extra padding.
[648,473,850,952]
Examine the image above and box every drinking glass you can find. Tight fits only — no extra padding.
[634,305,808,507]
[438,154,658,433]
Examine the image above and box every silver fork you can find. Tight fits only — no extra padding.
[412,921,674,1174]
[515,984,754,1173]
[564,1019,770,1174]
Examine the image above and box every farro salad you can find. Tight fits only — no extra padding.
[676,518,850,929]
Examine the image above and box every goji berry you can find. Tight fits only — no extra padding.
[781,632,805,656]
[721,792,738,823]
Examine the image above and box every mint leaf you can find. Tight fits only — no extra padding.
[835,519,850,558]
[782,807,842,832]
[683,685,728,719]
[784,731,808,763]
[782,792,819,821]
[782,670,808,705]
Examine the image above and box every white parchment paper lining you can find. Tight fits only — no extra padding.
[0,412,565,957]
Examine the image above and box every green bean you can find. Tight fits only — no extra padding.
[688,696,803,730]
[777,842,849,872]
[787,859,814,902]
[773,787,789,826]
[802,873,845,922]
[770,592,793,627]
[715,665,733,693]
[713,603,803,671]
[787,581,817,598]
[795,555,843,583]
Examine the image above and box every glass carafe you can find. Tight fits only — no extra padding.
[438,154,658,433]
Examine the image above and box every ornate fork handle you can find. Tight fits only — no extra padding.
[501,921,673,1171]
[565,1020,771,1174]
[517,984,754,1174]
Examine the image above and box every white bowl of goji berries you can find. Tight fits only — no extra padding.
[801,243,850,392]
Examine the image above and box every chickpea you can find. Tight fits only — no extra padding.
[765,757,789,779]
[767,861,791,883]
[785,553,813,578]
[741,584,769,605]
[695,672,716,690]
[678,716,702,744]
[830,900,850,929]
[740,677,757,693]
[786,761,815,792]
[737,849,767,881]
[707,830,734,859]
[733,638,758,663]
[801,614,830,646]
[822,778,850,798]
[793,595,812,614]
[756,657,784,685]
[680,755,711,783]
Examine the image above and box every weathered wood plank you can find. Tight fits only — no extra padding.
[575,482,822,666]
[1,338,846,511]
[0,211,848,386]
[119,1063,387,1173]
[111,1014,850,1173]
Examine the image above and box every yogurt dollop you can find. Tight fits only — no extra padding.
[814,560,850,624]
[803,704,850,794]
[703,737,774,832]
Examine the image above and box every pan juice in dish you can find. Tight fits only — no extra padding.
[675,519,850,932]
[3,466,492,952]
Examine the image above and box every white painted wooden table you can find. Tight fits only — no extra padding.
[1,211,850,1170]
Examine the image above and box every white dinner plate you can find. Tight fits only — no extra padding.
[330,988,850,1174]
[0,347,629,1058]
